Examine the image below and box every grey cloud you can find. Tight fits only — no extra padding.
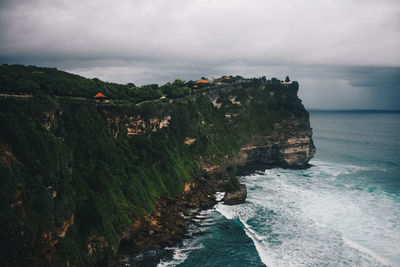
[1,0,399,66]
[297,66,400,110]
[0,0,399,109]
[346,67,400,88]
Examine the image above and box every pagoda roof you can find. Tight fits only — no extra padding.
[94,93,105,98]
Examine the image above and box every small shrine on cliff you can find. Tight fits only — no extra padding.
[94,92,106,103]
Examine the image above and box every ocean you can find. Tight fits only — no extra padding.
[132,111,400,267]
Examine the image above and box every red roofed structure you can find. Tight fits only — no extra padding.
[197,79,208,84]
[94,93,105,98]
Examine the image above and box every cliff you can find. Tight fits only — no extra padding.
[223,184,247,205]
[226,115,315,174]
[0,65,314,267]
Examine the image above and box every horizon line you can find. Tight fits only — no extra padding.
[308,109,400,113]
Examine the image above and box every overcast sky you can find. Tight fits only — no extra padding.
[1,0,399,109]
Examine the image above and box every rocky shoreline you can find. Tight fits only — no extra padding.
[223,184,247,205]
[117,176,224,266]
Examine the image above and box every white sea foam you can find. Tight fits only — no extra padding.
[342,236,394,266]
[157,244,205,267]
[157,251,187,266]
[310,160,387,175]
[214,202,273,266]
[157,241,205,267]
[214,160,400,266]
[215,191,225,202]
[242,225,275,267]
[156,209,213,266]
[158,158,398,266]
[214,203,235,220]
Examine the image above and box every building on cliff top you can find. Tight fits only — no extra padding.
[281,81,292,85]
[94,92,111,103]
[94,92,105,98]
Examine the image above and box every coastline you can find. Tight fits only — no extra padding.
[117,165,312,266]
[115,114,316,265]
[117,176,222,266]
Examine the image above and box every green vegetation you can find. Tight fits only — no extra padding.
[225,174,241,192]
[0,64,307,266]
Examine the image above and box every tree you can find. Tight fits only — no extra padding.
[186,80,195,88]
[285,76,290,82]
[172,79,185,87]
[271,77,279,83]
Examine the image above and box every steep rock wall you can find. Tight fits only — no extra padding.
[198,114,315,177]
[234,115,315,173]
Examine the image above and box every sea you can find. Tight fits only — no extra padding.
[131,111,400,267]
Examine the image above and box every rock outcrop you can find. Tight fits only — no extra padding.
[200,115,315,178]
[223,184,247,205]
[118,178,219,255]
[104,113,172,137]
[235,115,315,174]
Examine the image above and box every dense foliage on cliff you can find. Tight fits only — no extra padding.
[0,64,307,266]
[0,97,199,266]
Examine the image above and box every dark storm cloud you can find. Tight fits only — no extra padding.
[0,0,399,109]
[296,66,400,110]
[346,67,400,89]
[345,67,400,110]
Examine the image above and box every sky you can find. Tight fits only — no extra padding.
[0,0,399,110]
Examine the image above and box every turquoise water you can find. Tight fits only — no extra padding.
[135,111,400,266]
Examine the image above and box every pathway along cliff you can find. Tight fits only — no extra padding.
[0,65,314,267]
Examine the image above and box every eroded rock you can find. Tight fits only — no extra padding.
[223,184,247,205]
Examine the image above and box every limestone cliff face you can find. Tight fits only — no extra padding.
[195,80,315,175]
[197,111,314,210]
[104,112,171,137]
[234,115,315,174]
[199,115,315,177]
